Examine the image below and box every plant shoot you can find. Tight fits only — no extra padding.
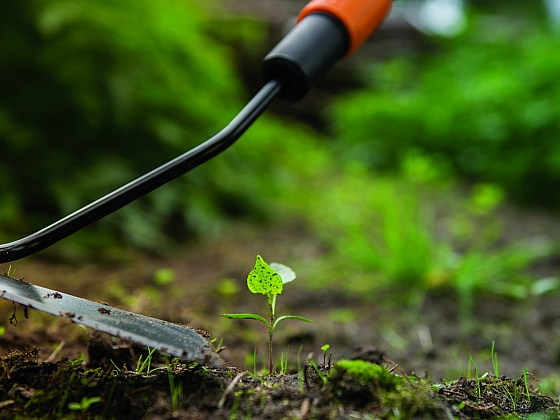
[221,255,311,374]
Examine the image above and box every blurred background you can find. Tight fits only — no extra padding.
[2,0,560,380]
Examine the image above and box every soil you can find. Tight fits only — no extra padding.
[1,223,560,419]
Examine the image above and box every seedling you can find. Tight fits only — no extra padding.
[68,396,102,414]
[309,359,327,384]
[297,345,304,394]
[136,346,156,374]
[211,337,224,353]
[524,368,531,402]
[279,349,289,375]
[253,348,257,376]
[57,371,76,420]
[468,355,482,397]
[491,341,499,377]
[221,255,312,374]
[167,369,183,415]
[504,385,517,410]
[321,344,330,367]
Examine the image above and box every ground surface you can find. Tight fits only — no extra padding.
[1,222,560,418]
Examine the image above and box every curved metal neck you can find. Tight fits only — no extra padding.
[0,80,281,263]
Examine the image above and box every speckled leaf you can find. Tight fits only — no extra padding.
[247,255,283,296]
[269,263,296,284]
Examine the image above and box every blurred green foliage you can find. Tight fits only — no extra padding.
[291,157,556,311]
[299,15,560,309]
[330,20,560,207]
[0,0,233,245]
[0,0,326,255]
[2,1,559,315]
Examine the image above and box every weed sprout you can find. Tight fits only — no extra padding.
[221,255,312,374]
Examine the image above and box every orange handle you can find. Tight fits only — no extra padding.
[298,0,392,56]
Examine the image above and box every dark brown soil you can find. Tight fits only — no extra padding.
[0,224,559,418]
[0,342,556,419]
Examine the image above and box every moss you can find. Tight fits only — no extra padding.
[333,360,402,389]
[328,360,446,418]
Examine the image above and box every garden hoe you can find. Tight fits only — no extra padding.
[0,0,392,367]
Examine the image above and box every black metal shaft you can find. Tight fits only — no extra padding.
[0,80,282,263]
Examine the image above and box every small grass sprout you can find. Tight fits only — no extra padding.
[167,369,183,415]
[309,359,327,384]
[321,344,330,367]
[524,367,531,402]
[136,346,156,374]
[0,265,16,278]
[68,396,102,413]
[211,337,224,353]
[468,355,482,397]
[503,385,517,410]
[221,255,312,374]
[491,340,499,378]
[279,348,289,375]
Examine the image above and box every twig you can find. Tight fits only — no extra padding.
[218,372,247,409]
[45,341,65,363]
[298,398,310,419]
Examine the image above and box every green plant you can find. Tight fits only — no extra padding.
[252,348,257,377]
[468,355,482,397]
[68,396,102,413]
[279,348,289,375]
[492,341,499,378]
[309,359,327,384]
[297,161,557,319]
[109,359,121,373]
[80,368,102,388]
[101,376,119,418]
[330,20,560,209]
[331,359,403,390]
[211,337,224,353]
[536,374,560,397]
[136,347,156,374]
[57,371,75,420]
[167,368,183,415]
[329,360,449,417]
[504,385,518,411]
[153,268,176,286]
[524,368,531,403]
[297,345,304,394]
[0,0,334,256]
[221,255,312,374]
[453,354,466,377]
[321,344,330,367]
[68,353,85,368]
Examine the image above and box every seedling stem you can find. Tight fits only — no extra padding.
[221,256,312,374]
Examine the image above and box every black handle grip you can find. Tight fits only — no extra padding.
[262,13,348,102]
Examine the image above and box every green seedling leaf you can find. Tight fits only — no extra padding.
[68,396,102,411]
[247,255,283,296]
[222,255,312,374]
[531,277,560,296]
[269,262,296,284]
[220,313,269,326]
[154,268,176,285]
[273,315,313,329]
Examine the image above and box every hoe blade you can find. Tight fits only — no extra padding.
[0,274,225,368]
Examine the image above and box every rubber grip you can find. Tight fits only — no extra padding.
[298,0,392,56]
[262,13,348,102]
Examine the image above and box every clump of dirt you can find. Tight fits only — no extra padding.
[0,338,557,419]
[437,375,558,419]
[2,223,560,418]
